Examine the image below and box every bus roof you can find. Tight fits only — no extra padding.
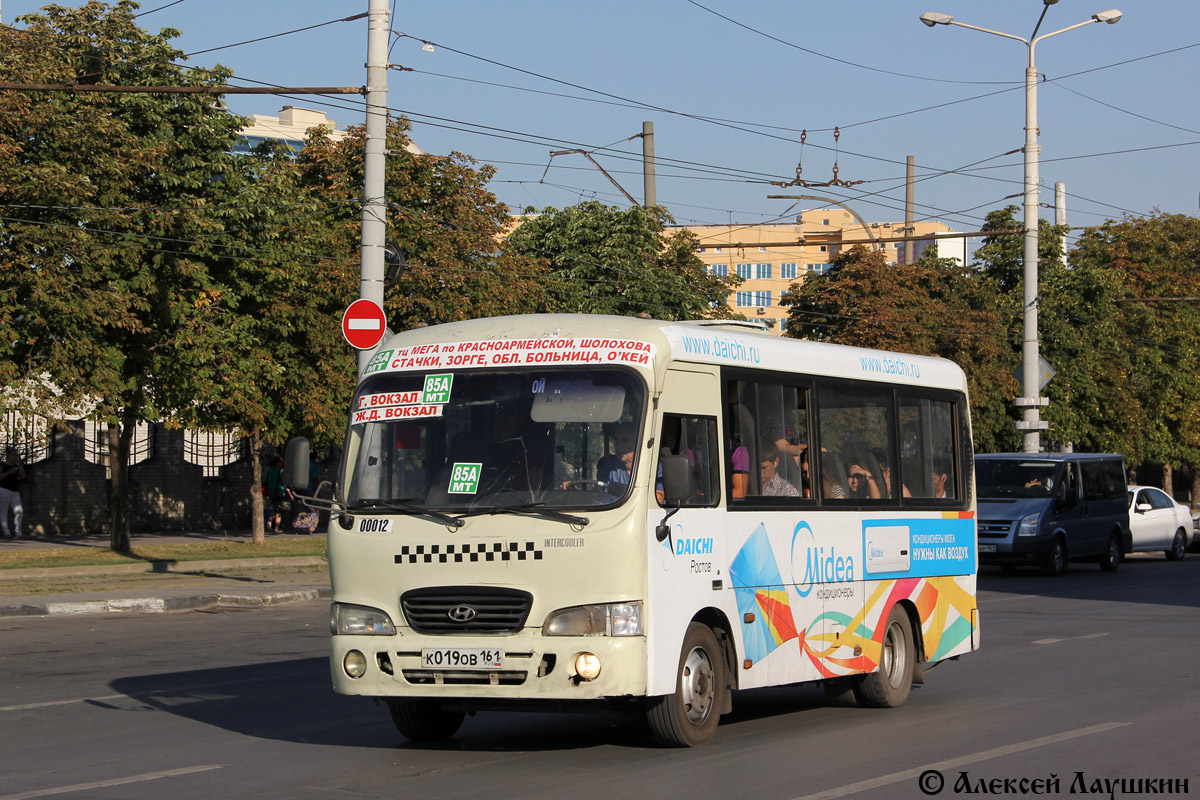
[366,314,969,393]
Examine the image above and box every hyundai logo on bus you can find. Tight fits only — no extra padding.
[342,299,387,350]
[447,605,477,623]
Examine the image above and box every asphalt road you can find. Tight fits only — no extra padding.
[2,554,1198,800]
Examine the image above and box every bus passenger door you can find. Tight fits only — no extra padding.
[645,369,727,698]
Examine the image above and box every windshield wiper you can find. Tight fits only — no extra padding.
[348,499,464,529]
[457,503,589,528]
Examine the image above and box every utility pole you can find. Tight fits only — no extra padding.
[1055,182,1068,267]
[904,155,915,264]
[642,121,656,209]
[359,0,389,374]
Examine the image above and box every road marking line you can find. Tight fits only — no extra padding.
[0,764,223,800]
[0,675,283,712]
[0,695,124,712]
[1034,632,1110,645]
[788,722,1128,800]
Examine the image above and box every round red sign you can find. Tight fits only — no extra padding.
[341,299,387,350]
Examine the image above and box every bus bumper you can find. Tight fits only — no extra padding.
[330,632,648,702]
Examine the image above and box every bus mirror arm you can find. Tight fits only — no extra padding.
[655,505,680,546]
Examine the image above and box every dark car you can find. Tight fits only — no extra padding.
[975,453,1130,576]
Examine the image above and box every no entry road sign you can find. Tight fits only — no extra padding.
[342,299,387,350]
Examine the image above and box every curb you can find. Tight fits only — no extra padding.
[0,556,327,580]
[0,586,331,617]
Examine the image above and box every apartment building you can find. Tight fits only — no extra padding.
[682,210,965,334]
[235,106,423,156]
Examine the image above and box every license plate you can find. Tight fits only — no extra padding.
[421,647,504,670]
[978,544,997,553]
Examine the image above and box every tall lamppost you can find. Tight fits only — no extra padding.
[920,3,1122,454]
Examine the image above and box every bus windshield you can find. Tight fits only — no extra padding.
[975,459,1061,499]
[344,368,647,512]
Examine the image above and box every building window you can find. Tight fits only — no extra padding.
[781,262,797,279]
[822,218,830,226]
[710,264,728,277]
[714,247,723,254]
[697,247,706,253]
[819,245,827,252]
[736,291,753,307]
[758,246,767,252]
[756,263,772,279]
[808,263,830,275]
[753,290,772,306]
[736,263,752,279]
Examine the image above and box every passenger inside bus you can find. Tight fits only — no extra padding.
[759,444,800,497]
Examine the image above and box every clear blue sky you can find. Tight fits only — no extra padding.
[6,0,1198,246]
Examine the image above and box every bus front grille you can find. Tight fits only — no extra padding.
[400,586,533,634]
[401,669,528,686]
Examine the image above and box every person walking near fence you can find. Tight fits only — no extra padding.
[0,447,26,539]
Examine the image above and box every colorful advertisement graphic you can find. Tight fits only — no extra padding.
[730,524,799,665]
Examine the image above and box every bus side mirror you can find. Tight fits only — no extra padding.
[655,455,690,546]
[660,455,690,506]
[283,437,310,490]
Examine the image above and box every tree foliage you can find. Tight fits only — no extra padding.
[1067,214,1200,478]
[505,201,740,319]
[297,120,549,330]
[779,243,1014,452]
[0,2,253,551]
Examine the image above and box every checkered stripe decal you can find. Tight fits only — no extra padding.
[395,541,543,564]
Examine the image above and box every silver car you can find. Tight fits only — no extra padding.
[1127,485,1191,561]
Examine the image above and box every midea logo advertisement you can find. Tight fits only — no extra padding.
[790,520,856,597]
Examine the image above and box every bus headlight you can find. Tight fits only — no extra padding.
[1017,513,1041,537]
[544,602,643,636]
[331,603,396,635]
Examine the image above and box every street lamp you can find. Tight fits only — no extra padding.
[920,3,1122,454]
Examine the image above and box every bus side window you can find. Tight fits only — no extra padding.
[818,385,895,503]
[659,414,719,507]
[726,381,754,500]
[899,394,958,502]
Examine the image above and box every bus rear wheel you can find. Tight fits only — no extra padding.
[857,605,915,708]
[386,698,465,742]
[646,622,725,747]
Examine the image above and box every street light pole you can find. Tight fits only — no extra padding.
[920,6,1122,454]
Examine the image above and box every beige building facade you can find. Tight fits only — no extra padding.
[681,210,965,334]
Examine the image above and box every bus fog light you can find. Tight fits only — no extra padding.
[344,650,368,678]
[575,652,602,680]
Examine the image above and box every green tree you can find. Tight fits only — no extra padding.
[505,201,740,319]
[297,120,549,330]
[0,2,257,552]
[1069,214,1200,498]
[779,243,1014,453]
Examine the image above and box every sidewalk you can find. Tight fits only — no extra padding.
[0,529,331,617]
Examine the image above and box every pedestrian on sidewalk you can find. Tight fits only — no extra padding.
[265,455,290,534]
[0,447,26,540]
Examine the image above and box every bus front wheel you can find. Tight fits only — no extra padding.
[646,622,725,747]
[386,698,465,742]
[857,605,915,708]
